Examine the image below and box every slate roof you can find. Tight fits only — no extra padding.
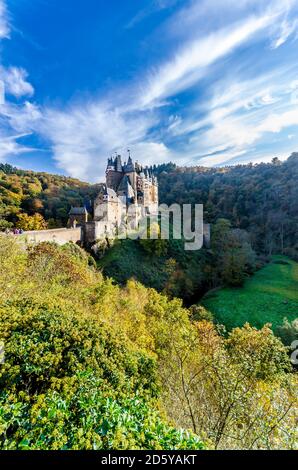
[123,156,135,173]
[69,207,88,215]
[118,175,135,199]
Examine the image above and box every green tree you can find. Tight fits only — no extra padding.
[0,218,13,231]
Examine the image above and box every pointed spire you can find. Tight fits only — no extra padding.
[116,154,123,172]
[124,153,135,172]
[106,157,115,172]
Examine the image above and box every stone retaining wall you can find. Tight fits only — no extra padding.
[18,227,82,246]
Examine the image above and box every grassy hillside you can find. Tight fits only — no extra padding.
[203,256,298,332]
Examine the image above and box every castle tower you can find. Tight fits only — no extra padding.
[106,155,123,191]
[93,184,122,238]
[117,175,135,205]
[123,155,137,193]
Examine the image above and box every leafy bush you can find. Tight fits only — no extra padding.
[276,318,298,346]
[0,373,204,450]
[0,237,205,450]
[0,300,156,396]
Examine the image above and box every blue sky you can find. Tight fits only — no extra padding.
[0,0,298,181]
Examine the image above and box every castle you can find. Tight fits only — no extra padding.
[19,154,210,248]
[69,154,159,244]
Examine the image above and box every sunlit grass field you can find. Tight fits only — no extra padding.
[202,256,298,332]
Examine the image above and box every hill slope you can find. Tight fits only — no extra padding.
[0,163,99,228]
[156,154,298,258]
[0,236,296,450]
[97,237,209,303]
[202,256,298,333]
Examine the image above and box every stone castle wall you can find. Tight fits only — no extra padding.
[14,223,210,249]
[19,227,82,246]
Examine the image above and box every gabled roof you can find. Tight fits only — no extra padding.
[115,155,123,172]
[69,207,88,215]
[124,156,135,173]
[100,184,118,199]
[105,187,118,199]
[118,175,135,199]
[118,175,130,191]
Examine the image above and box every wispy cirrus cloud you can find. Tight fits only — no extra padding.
[0,0,9,39]
[270,0,298,48]
[0,133,35,162]
[272,17,298,48]
[126,0,181,29]
[0,1,37,160]
[164,57,298,167]
[139,13,275,108]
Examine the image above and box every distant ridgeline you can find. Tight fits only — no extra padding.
[1,153,298,257]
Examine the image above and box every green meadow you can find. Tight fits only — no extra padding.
[202,256,298,332]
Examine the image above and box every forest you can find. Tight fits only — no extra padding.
[100,156,297,309]
[1,154,297,259]
[0,163,98,231]
[156,153,298,259]
[1,156,297,303]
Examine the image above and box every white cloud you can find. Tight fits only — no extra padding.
[139,13,275,107]
[0,133,34,162]
[0,0,9,39]
[167,71,286,138]
[258,109,298,134]
[163,0,268,40]
[0,2,36,160]
[270,0,298,48]
[272,18,298,48]
[198,149,247,167]
[188,103,298,164]
[0,101,42,163]
[34,101,164,181]
[0,66,34,98]
[2,101,44,132]
[128,141,172,167]
[163,57,298,167]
